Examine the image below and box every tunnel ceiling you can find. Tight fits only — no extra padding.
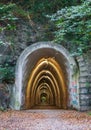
[23,48,69,92]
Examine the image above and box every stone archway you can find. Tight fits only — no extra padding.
[12,41,79,110]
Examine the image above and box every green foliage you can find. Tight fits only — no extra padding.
[0,40,4,45]
[0,63,15,83]
[50,1,91,55]
[0,3,17,83]
[25,0,78,21]
[0,0,79,22]
[88,111,91,116]
[0,3,18,31]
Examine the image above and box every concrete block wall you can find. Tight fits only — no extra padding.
[77,55,91,111]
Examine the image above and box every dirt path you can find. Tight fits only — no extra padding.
[0,110,91,130]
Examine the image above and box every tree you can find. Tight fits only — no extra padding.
[50,0,91,55]
[0,0,79,22]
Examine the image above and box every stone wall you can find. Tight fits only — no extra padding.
[76,54,91,111]
[0,20,51,83]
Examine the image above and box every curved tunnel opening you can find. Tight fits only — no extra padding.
[13,42,78,110]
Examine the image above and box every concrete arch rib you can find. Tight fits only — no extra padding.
[26,59,61,108]
[26,57,66,109]
[13,41,77,110]
[35,83,54,106]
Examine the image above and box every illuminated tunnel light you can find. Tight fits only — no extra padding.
[26,58,67,109]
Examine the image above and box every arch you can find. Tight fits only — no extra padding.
[26,58,66,109]
[12,41,79,110]
[35,83,53,105]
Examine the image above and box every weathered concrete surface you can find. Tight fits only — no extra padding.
[77,55,91,111]
[0,110,91,130]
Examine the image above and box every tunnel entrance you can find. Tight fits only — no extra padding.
[13,42,79,110]
[26,58,67,109]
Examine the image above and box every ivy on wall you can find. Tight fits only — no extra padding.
[0,3,18,31]
[0,64,15,83]
[50,0,91,55]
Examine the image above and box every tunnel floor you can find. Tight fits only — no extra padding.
[0,110,91,130]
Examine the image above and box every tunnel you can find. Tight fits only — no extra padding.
[12,41,79,110]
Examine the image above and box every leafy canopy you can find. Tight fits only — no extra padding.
[0,3,18,32]
[0,63,15,83]
[50,0,91,55]
[0,0,78,22]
